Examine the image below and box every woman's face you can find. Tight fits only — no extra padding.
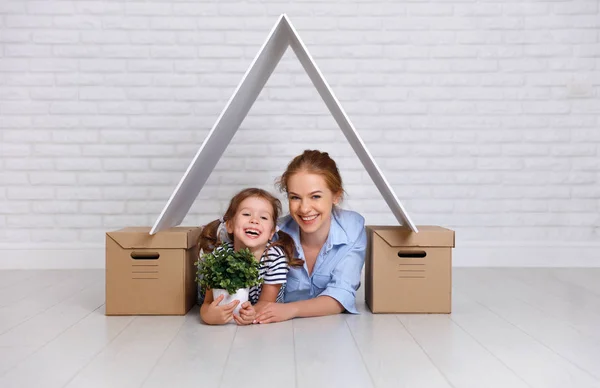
[287,171,340,238]
[226,196,275,253]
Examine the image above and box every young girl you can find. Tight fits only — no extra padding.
[197,188,301,325]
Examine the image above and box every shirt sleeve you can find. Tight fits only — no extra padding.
[318,227,367,314]
[262,246,289,285]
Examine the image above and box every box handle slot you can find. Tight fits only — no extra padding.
[397,251,426,258]
[131,251,160,260]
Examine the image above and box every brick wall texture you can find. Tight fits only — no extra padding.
[1,0,599,252]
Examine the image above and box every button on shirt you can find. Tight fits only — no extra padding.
[278,208,367,314]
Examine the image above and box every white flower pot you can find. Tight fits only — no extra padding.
[212,288,249,317]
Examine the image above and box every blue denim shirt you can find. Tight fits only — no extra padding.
[278,208,367,314]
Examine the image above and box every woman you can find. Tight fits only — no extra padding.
[254,150,367,324]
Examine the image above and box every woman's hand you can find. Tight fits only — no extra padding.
[253,302,297,324]
[233,301,256,325]
[201,294,240,325]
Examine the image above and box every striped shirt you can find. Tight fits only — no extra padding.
[197,243,289,305]
[249,243,289,304]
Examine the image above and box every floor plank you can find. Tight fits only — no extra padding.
[0,270,42,290]
[0,270,76,307]
[0,278,105,378]
[550,268,600,296]
[500,268,600,314]
[346,312,452,388]
[451,292,600,388]
[221,320,296,388]
[294,314,374,388]
[0,268,598,388]
[398,313,530,388]
[0,346,38,376]
[0,306,133,388]
[454,270,600,380]
[63,315,185,388]
[0,280,104,347]
[0,270,102,334]
[457,268,600,341]
[141,307,237,388]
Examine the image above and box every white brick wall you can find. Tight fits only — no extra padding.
[1,0,599,268]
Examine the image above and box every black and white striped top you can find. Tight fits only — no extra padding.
[199,243,289,305]
[248,243,289,304]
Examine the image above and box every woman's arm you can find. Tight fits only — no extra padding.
[252,296,343,324]
[289,295,345,317]
[316,229,367,314]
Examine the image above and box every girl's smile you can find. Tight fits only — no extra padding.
[227,196,275,258]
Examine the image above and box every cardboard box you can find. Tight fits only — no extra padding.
[365,225,455,314]
[105,226,202,315]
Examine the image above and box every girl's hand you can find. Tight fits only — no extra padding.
[253,302,296,324]
[233,301,256,326]
[203,294,239,325]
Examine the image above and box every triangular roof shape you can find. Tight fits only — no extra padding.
[151,14,417,234]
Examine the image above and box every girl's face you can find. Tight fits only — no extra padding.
[226,196,276,254]
[287,171,341,238]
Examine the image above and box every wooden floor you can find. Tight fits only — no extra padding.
[0,268,599,388]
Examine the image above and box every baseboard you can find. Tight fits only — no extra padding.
[0,241,599,269]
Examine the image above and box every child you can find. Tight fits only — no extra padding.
[197,188,302,325]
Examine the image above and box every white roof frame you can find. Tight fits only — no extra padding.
[151,14,417,234]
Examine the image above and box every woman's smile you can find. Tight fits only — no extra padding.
[299,214,319,225]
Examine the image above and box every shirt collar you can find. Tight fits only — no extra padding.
[327,208,349,248]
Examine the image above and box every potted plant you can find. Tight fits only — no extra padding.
[195,243,262,316]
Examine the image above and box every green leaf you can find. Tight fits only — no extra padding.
[196,243,262,295]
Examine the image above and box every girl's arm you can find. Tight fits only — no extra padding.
[200,289,239,325]
[199,288,214,322]
[233,284,281,325]
[288,295,344,317]
[236,249,287,325]
[253,283,282,313]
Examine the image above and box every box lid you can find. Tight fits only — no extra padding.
[367,225,455,248]
[106,226,201,249]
